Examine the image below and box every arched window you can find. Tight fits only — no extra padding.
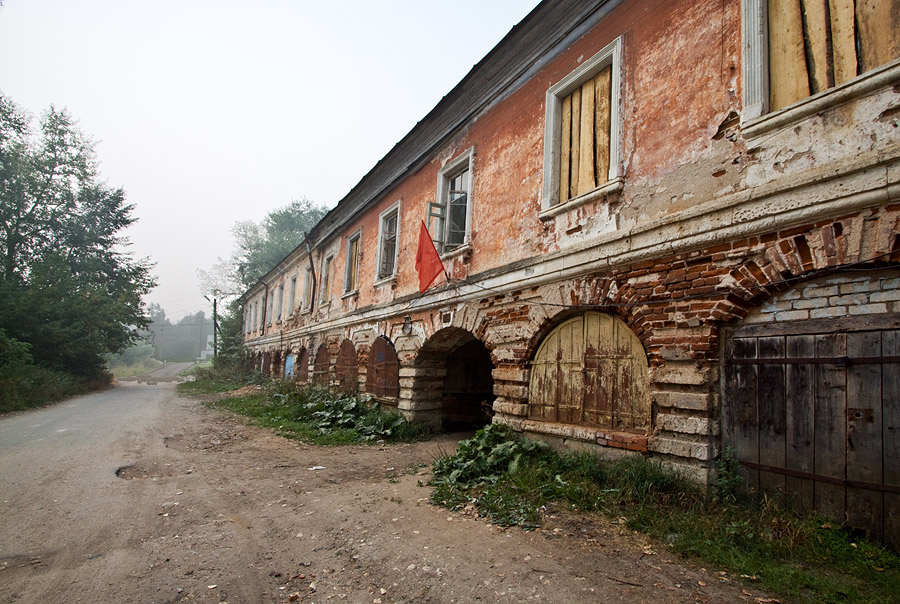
[529,312,649,431]
[366,336,400,398]
[336,340,359,393]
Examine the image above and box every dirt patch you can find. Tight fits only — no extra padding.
[0,392,776,603]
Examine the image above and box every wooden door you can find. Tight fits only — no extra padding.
[336,340,358,393]
[724,326,900,548]
[366,337,400,398]
[528,312,649,431]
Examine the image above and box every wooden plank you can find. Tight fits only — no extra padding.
[594,66,612,187]
[769,0,811,110]
[786,335,816,510]
[800,0,833,93]
[828,0,858,85]
[883,330,900,550]
[758,336,787,495]
[569,88,582,200]
[730,337,760,491]
[560,94,572,202]
[582,313,602,427]
[845,331,884,541]
[576,78,596,197]
[814,333,847,523]
[855,0,900,73]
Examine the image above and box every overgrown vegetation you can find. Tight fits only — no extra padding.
[0,94,155,411]
[180,373,426,445]
[431,426,900,604]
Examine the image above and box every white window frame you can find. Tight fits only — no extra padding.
[288,275,297,315]
[302,266,314,312]
[253,300,259,332]
[375,200,401,283]
[266,292,274,326]
[343,229,362,295]
[320,253,334,306]
[541,36,624,216]
[429,147,474,256]
[275,283,284,322]
[740,0,900,138]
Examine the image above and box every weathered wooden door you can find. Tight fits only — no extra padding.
[313,344,330,386]
[366,336,400,398]
[336,340,358,393]
[723,325,900,548]
[529,312,649,431]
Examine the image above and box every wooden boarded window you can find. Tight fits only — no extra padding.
[366,336,400,398]
[559,66,612,204]
[768,0,900,111]
[313,344,330,386]
[528,312,649,431]
[336,340,358,393]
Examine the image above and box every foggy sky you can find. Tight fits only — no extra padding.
[0,0,540,320]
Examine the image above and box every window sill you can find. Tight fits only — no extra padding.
[742,59,900,140]
[373,275,396,288]
[540,177,624,220]
[341,290,358,300]
[440,242,471,260]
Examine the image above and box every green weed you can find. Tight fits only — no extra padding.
[429,428,900,604]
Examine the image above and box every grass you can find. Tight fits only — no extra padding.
[108,358,164,379]
[430,425,900,604]
[180,375,427,446]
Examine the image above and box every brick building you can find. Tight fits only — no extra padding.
[240,0,900,545]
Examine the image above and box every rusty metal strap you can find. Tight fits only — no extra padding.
[741,461,900,494]
[728,356,900,366]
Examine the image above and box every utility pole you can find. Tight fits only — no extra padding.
[204,295,218,358]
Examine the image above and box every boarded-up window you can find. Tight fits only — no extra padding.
[768,0,900,111]
[366,336,400,398]
[559,66,612,204]
[296,347,309,383]
[336,340,359,393]
[313,344,330,386]
[528,312,649,431]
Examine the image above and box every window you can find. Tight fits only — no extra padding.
[302,266,314,311]
[321,254,333,304]
[244,309,251,334]
[429,147,474,254]
[288,276,297,314]
[266,292,274,326]
[253,300,259,332]
[742,0,900,121]
[344,231,361,293]
[276,283,284,322]
[376,202,400,280]
[541,36,623,214]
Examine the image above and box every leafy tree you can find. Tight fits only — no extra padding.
[0,94,155,379]
[198,198,327,297]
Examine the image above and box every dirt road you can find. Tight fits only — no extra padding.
[0,381,772,603]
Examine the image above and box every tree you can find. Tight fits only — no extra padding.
[0,94,155,379]
[197,198,327,298]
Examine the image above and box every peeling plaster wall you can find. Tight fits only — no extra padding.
[242,0,900,481]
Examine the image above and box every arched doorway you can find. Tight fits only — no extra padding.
[366,336,400,399]
[529,312,649,431]
[336,339,359,393]
[295,347,309,383]
[414,328,495,432]
[313,344,330,386]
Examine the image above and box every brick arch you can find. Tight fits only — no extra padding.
[295,346,309,383]
[312,343,330,386]
[366,336,400,398]
[411,327,495,431]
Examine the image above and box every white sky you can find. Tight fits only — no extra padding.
[0,0,540,320]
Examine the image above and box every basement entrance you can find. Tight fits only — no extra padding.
[413,327,495,432]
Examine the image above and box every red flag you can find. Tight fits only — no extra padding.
[415,221,445,293]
